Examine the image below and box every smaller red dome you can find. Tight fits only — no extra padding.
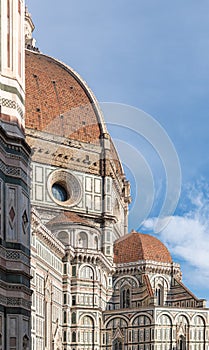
[114,231,172,264]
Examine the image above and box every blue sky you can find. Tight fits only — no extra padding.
[28,0,209,302]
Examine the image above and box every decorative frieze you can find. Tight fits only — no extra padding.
[0,97,24,120]
[0,293,31,309]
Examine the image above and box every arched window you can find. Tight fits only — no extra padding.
[23,334,29,350]
[193,316,205,346]
[155,285,164,306]
[72,332,76,343]
[80,316,94,349]
[120,286,131,308]
[113,338,122,350]
[132,315,151,344]
[78,232,88,248]
[94,236,99,250]
[106,318,128,348]
[177,315,189,349]
[72,312,76,324]
[81,316,93,326]
[80,265,94,279]
[179,335,186,350]
[57,231,69,245]
[158,314,172,346]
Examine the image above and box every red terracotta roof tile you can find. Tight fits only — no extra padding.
[114,231,172,264]
[25,50,101,144]
[47,211,92,226]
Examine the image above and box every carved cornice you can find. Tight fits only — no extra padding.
[115,260,181,279]
[31,208,66,258]
[74,248,114,273]
[0,292,31,309]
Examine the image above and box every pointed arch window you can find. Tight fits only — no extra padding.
[23,334,29,350]
[113,338,122,350]
[179,335,186,350]
[120,286,131,308]
[155,285,164,306]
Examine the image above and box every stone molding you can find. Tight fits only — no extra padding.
[31,208,66,258]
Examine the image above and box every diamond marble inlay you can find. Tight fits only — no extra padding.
[9,207,15,222]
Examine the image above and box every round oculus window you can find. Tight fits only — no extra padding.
[47,169,82,207]
[52,183,68,202]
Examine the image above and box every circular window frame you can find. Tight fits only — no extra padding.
[47,169,82,207]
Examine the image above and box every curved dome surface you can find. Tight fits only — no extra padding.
[25,50,106,144]
[114,231,172,264]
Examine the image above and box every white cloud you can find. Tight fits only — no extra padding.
[144,214,209,269]
[143,180,209,300]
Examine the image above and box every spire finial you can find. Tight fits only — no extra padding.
[25,6,36,48]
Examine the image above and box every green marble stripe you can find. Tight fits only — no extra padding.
[3,240,30,256]
[0,236,30,255]
[5,308,30,316]
[0,82,25,105]
[0,267,30,287]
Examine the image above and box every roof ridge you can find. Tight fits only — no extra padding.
[143,274,154,297]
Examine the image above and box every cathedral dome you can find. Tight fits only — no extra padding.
[25,50,107,144]
[114,231,172,264]
[25,49,124,178]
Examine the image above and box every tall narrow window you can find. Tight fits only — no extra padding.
[122,290,126,308]
[121,286,131,308]
[80,316,94,349]
[63,311,67,324]
[63,331,67,342]
[179,335,186,350]
[72,313,76,324]
[126,288,130,308]
[155,285,164,306]
[72,332,76,342]
[23,335,29,350]
[113,338,122,350]
[72,295,76,306]
[63,293,67,305]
